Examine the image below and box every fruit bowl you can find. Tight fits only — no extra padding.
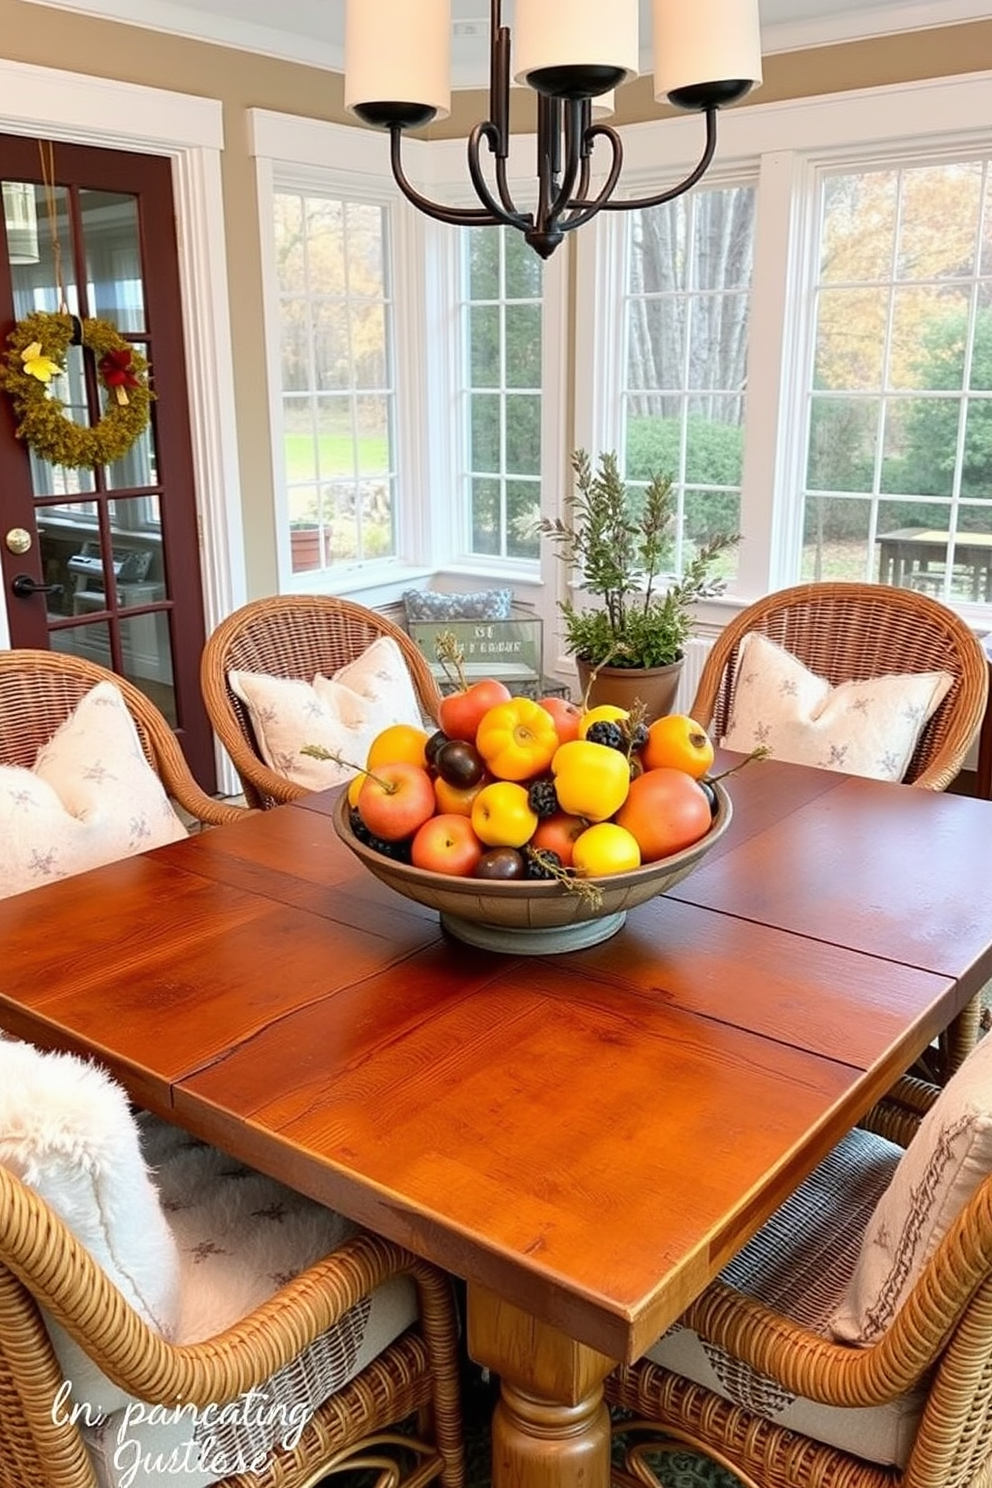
[333,781,732,954]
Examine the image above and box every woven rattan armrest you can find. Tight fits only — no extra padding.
[682,1169,992,1411]
[0,1167,453,1408]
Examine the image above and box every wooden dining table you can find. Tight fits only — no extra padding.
[2,754,991,1488]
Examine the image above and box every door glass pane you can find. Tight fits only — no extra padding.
[5,181,80,320]
[38,504,101,620]
[120,614,175,725]
[82,190,146,332]
[50,617,112,667]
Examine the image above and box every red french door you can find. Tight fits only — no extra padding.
[0,134,216,790]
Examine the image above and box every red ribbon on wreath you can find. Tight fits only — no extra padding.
[98,347,140,406]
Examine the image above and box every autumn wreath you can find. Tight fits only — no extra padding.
[0,310,153,469]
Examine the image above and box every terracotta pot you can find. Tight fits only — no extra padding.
[290,526,332,572]
[574,656,683,723]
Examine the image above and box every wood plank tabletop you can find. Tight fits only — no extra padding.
[0,753,984,1367]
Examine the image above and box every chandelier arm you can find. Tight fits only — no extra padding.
[387,125,503,227]
[467,122,532,230]
[559,126,625,233]
[601,106,719,214]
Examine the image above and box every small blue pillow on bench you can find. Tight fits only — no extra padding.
[403,588,513,623]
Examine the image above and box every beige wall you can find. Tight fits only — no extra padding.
[3,2,991,598]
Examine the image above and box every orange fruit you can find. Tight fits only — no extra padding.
[366,723,430,771]
[641,714,714,779]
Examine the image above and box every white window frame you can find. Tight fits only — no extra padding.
[574,68,992,633]
[250,111,569,620]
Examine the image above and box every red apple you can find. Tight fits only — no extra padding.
[531,810,587,868]
[411,813,484,876]
[437,679,512,744]
[538,695,583,745]
[357,762,436,842]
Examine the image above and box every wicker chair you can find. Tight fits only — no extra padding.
[200,596,444,809]
[0,648,244,828]
[690,582,989,1079]
[0,1078,464,1488]
[690,580,988,792]
[607,1072,992,1488]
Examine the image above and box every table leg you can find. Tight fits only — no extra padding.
[467,1283,617,1488]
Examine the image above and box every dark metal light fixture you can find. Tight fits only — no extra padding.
[344,0,763,259]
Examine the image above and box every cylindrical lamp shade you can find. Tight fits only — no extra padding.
[591,90,616,122]
[345,0,451,124]
[513,0,639,95]
[653,0,762,104]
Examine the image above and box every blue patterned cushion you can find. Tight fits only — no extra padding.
[403,588,512,622]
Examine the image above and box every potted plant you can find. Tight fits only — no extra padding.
[537,448,738,717]
[289,518,333,573]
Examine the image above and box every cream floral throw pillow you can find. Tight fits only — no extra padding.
[831,1031,992,1345]
[722,631,953,781]
[229,634,424,791]
[0,681,188,900]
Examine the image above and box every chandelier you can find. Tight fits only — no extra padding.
[344,0,763,259]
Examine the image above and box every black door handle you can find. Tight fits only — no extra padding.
[11,573,63,599]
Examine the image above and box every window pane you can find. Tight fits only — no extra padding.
[470,305,500,386]
[814,288,887,391]
[807,397,877,492]
[467,229,499,299]
[471,393,500,471]
[507,480,540,559]
[273,190,394,568]
[471,476,500,556]
[890,286,970,392]
[897,163,981,281]
[803,159,992,596]
[505,393,540,472]
[505,304,542,387]
[623,185,755,582]
[461,226,544,560]
[802,496,874,582]
[820,171,897,283]
[685,397,744,486]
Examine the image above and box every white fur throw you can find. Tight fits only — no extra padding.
[0,1040,182,1415]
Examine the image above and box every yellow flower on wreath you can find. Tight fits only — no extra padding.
[20,341,62,384]
[0,310,154,470]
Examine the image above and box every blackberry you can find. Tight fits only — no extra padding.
[527,776,559,817]
[349,806,374,844]
[626,722,650,750]
[526,848,562,880]
[586,720,625,750]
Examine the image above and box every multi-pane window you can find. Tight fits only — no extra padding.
[273,192,395,573]
[802,159,992,601]
[463,227,543,560]
[620,186,756,583]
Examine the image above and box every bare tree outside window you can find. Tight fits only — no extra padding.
[622,186,756,583]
